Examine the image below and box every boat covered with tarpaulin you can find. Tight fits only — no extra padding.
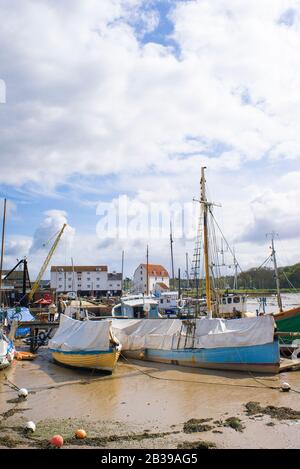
[112,316,280,373]
[49,314,121,372]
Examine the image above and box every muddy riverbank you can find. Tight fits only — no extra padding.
[1,347,300,449]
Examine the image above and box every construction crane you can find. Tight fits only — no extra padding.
[27,223,67,304]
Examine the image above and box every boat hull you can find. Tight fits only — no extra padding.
[50,347,121,372]
[0,340,15,370]
[122,341,280,374]
[275,307,300,344]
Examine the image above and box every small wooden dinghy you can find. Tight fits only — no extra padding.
[49,315,121,372]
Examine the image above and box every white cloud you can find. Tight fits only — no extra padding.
[1,0,300,273]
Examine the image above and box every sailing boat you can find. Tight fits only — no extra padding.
[112,168,282,373]
[266,235,300,346]
[0,198,15,370]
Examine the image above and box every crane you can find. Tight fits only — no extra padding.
[27,223,67,304]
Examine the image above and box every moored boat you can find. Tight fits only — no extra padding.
[112,315,280,374]
[49,314,121,372]
[0,329,15,370]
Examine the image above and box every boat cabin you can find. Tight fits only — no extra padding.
[217,294,247,318]
[156,291,180,313]
[112,295,160,319]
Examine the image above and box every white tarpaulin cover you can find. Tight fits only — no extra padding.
[112,315,275,350]
[49,314,111,352]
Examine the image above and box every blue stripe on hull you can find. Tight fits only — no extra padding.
[147,341,279,364]
[124,340,280,373]
[49,348,114,355]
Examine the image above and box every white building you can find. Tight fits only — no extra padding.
[50,266,122,297]
[133,264,169,294]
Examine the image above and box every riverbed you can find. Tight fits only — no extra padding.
[1,346,300,449]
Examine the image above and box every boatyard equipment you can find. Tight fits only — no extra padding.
[27,224,67,304]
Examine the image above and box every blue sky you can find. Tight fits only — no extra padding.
[1,0,300,278]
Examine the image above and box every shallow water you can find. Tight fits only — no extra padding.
[246,293,300,315]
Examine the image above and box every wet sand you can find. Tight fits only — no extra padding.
[1,346,300,449]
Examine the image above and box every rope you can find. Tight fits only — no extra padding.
[120,353,281,391]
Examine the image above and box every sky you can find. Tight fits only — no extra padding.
[0,0,300,280]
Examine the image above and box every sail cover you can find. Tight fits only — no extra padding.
[49,314,111,352]
[112,315,275,350]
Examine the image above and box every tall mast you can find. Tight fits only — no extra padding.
[146,244,149,296]
[201,168,212,318]
[121,250,124,294]
[185,252,190,290]
[270,234,283,312]
[233,247,238,291]
[0,198,7,306]
[170,222,175,290]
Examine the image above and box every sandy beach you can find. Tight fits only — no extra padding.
[1,346,300,449]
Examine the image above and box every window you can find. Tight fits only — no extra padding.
[58,277,62,281]
[87,284,91,288]
[233,297,240,304]
[160,299,163,304]
[141,277,143,281]
[68,285,72,289]
[222,298,226,304]
[96,285,100,289]
[96,277,100,281]
[78,284,81,288]
[59,285,62,288]
[227,298,232,304]
[87,277,91,281]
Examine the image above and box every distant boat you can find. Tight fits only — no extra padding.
[48,314,121,372]
[259,235,300,349]
[0,329,14,370]
[112,295,161,319]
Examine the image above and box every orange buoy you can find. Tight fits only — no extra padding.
[75,429,87,439]
[50,434,64,448]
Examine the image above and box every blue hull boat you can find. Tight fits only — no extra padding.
[123,340,280,374]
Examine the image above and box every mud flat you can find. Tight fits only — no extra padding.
[1,348,300,449]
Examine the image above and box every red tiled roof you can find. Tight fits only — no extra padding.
[141,264,169,277]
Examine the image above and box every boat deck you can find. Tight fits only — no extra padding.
[279,358,300,372]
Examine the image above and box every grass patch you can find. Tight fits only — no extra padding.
[245,402,300,420]
[223,417,245,432]
[183,419,214,434]
[177,440,217,449]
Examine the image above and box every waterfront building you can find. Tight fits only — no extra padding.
[133,264,169,294]
[50,266,122,297]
